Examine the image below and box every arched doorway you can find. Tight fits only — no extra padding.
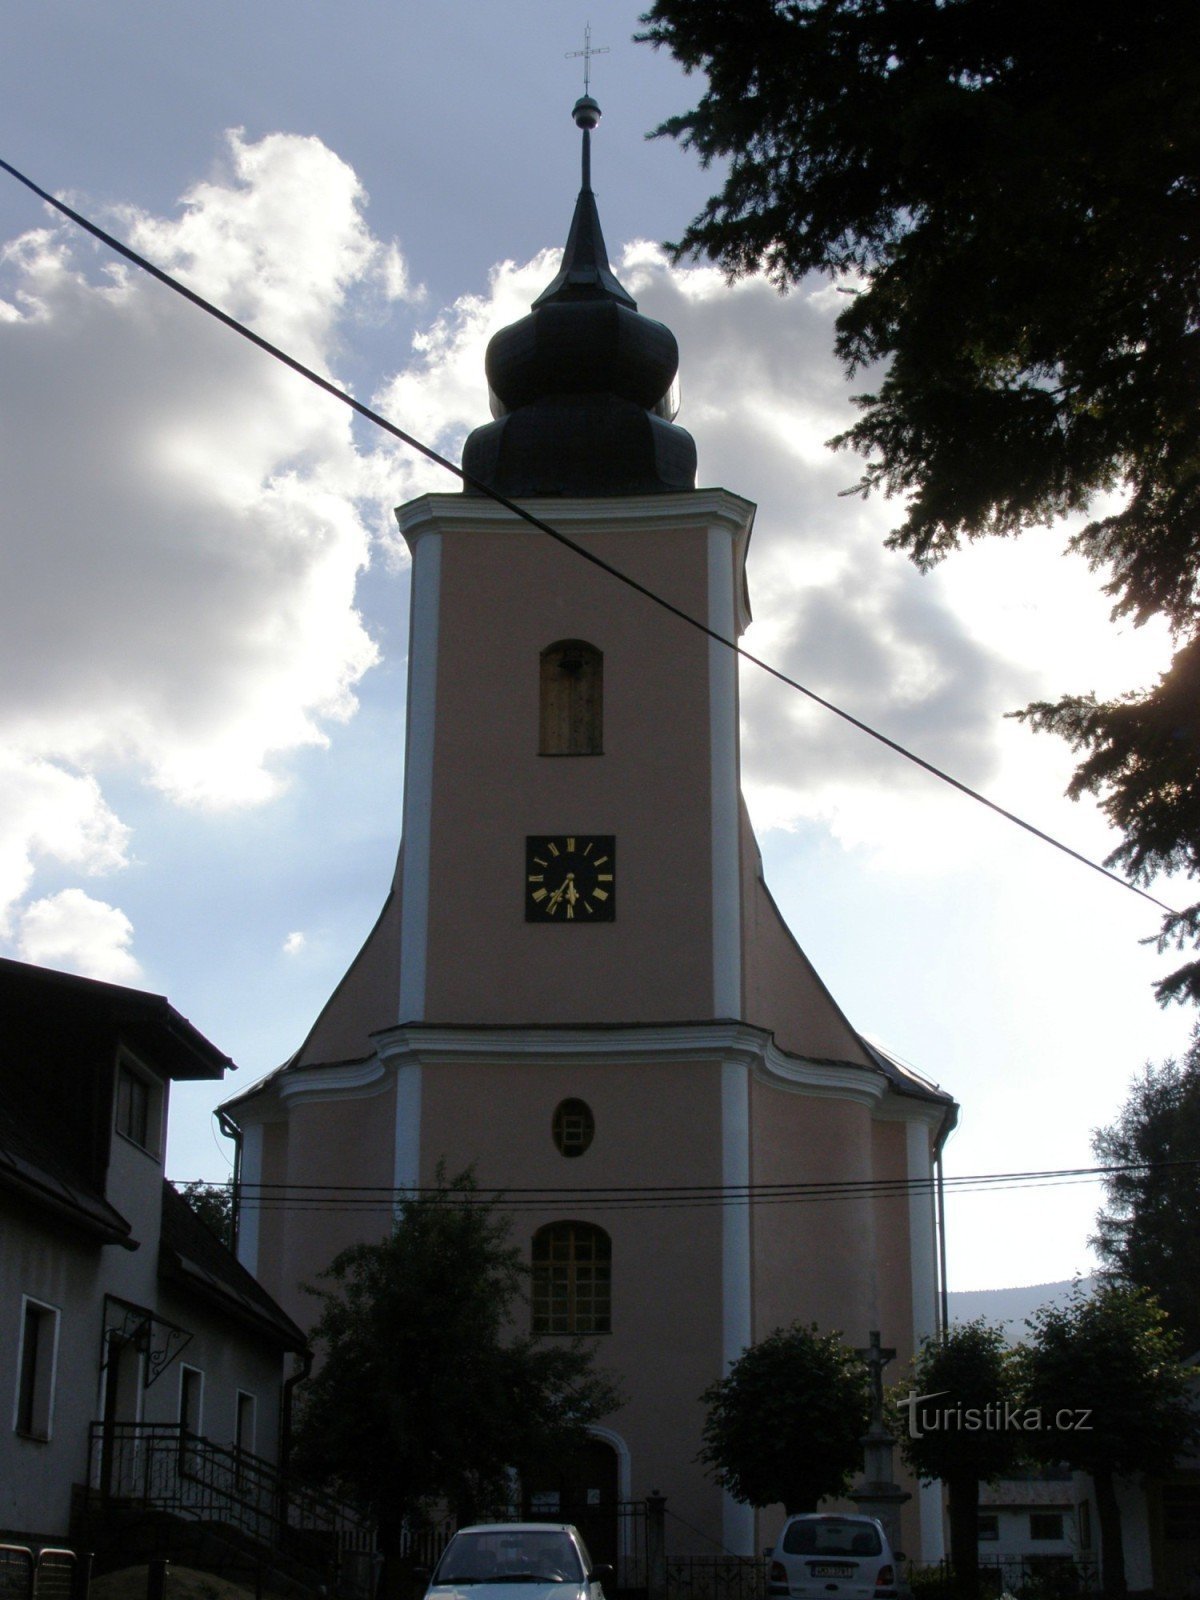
[525,1435,620,1572]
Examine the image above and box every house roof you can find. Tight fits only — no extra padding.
[0,956,233,1081]
[0,1099,136,1248]
[158,1181,308,1351]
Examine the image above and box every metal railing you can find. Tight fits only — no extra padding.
[910,1556,1102,1599]
[86,1422,374,1592]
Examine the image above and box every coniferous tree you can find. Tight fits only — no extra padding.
[1091,1031,1200,1352]
[638,0,1200,1000]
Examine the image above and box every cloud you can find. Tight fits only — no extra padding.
[282,930,306,956]
[0,753,129,935]
[0,129,409,967]
[16,888,142,984]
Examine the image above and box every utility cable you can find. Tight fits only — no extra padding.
[0,154,1178,918]
[180,1157,1200,1214]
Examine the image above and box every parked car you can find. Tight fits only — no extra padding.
[767,1514,910,1600]
[425,1524,611,1600]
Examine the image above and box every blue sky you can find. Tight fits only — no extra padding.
[1,0,1191,1291]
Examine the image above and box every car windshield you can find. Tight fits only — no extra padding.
[435,1531,585,1585]
[782,1520,882,1558]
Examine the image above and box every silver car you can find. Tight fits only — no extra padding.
[426,1524,610,1600]
[768,1513,909,1600]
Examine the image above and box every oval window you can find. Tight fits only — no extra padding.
[552,1098,595,1157]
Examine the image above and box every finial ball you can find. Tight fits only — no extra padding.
[573,95,601,131]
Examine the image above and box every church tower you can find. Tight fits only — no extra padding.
[224,96,956,1563]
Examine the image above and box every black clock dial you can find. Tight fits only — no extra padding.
[526,835,615,922]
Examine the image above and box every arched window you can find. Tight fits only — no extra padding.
[540,640,602,755]
[531,1222,611,1334]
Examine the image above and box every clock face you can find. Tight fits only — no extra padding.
[526,835,615,922]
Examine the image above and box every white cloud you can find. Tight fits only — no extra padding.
[0,130,410,956]
[0,753,129,934]
[16,888,142,983]
[282,930,306,956]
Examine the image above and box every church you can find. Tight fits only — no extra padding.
[222,91,957,1567]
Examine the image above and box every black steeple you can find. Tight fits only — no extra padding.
[461,97,697,498]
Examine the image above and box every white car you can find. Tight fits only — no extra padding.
[767,1513,910,1600]
[426,1524,610,1600]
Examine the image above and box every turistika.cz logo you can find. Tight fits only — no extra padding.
[899,1390,1093,1439]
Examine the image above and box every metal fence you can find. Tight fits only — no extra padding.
[663,1558,766,1600]
[911,1556,1102,1599]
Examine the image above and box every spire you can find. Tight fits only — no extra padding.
[460,89,696,498]
[532,97,636,312]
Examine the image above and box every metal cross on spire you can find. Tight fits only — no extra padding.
[566,22,609,96]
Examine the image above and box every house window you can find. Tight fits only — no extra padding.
[14,1298,59,1440]
[977,1515,999,1542]
[235,1390,256,1457]
[532,1222,611,1334]
[540,641,602,755]
[552,1099,595,1157]
[116,1059,162,1154]
[1030,1513,1064,1542]
[179,1365,203,1435]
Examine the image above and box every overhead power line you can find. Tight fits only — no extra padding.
[179,1157,1200,1214]
[0,155,1178,919]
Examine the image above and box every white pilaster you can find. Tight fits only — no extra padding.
[708,527,741,1018]
[393,1060,423,1200]
[722,1059,755,1554]
[236,1121,263,1276]
[908,1118,945,1561]
[398,530,441,1022]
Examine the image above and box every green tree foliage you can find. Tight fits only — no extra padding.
[291,1172,621,1589]
[894,1321,1024,1598]
[174,1179,234,1248]
[698,1323,868,1514]
[639,0,1200,1000]
[1091,1031,1200,1352]
[1022,1285,1198,1600]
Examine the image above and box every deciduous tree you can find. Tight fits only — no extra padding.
[698,1322,868,1514]
[894,1321,1024,1599]
[291,1172,621,1595]
[174,1178,234,1248]
[638,0,1200,999]
[1091,1033,1200,1352]
[1022,1285,1198,1600]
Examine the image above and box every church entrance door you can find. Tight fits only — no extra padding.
[525,1436,620,1573]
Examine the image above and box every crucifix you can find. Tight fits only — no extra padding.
[856,1329,897,1429]
[566,23,610,96]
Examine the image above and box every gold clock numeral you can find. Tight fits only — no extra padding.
[566,836,575,852]
[597,873,613,883]
[531,888,548,903]
[547,842,560,856]
[592,888,608,902]
[593,856,609,867]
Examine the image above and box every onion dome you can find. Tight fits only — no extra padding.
[462,97,697,498]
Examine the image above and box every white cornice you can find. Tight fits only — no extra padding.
[371,1020,911,1113]
[397,487,756,541]
[229,1026,946,1125]
[274,1057,389,1107]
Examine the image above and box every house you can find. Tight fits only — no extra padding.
[221,93,958,1570]
[0,955,307,1552]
